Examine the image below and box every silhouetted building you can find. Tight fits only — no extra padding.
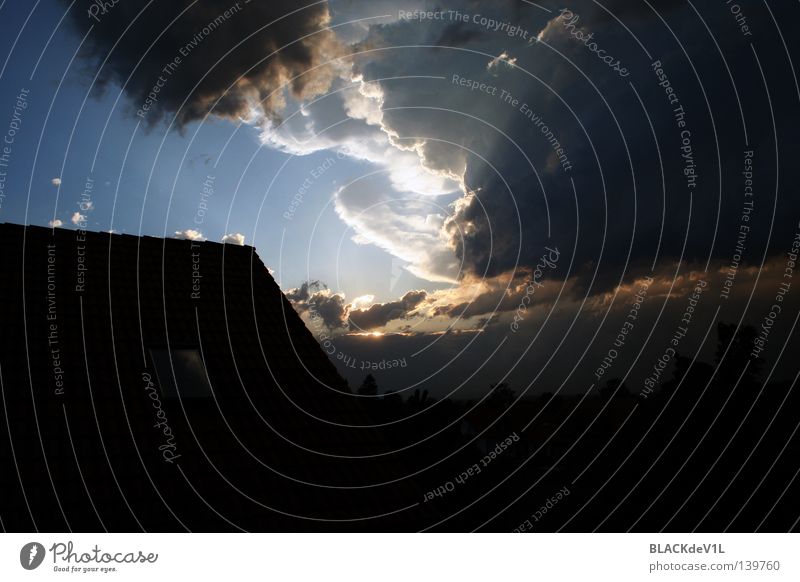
[0,223,425,531]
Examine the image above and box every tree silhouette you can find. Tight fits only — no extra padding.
[715,322,762,387]
[406,389,432,411]
[599,378,629,400]
[487,382,515,408]
[358,373,378,396]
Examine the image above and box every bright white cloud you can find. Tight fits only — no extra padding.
[221,232,245,245]
[333,177,461,283]
[174,229,205,241]
[49,219,63,228]
[51,177,61,186]
[350,294,375,309]
[258,74,463,283]
[71,212,86,225]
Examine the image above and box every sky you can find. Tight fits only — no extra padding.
[1,0,799,398]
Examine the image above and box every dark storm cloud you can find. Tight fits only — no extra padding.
[286,280,349,329]
[348,290,427,331]
[312,292,349,329]
[446,0,791,294]
[435,22,483,47]
[575,0,686,24]
[64,0,341,125]
[360,0,800,296]
[431,289,505,319]
[287,282,428,331]
[285,280,316,303]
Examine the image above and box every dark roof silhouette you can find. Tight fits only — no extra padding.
[0,223,427,531]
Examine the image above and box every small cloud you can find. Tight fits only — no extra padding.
[48,219,63,228]
[221,232,245,245]
[51,177,61,186]
[79,200,94,212]
[71,212,86,225]
[174,229,205,241]
[487,51,517,73]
